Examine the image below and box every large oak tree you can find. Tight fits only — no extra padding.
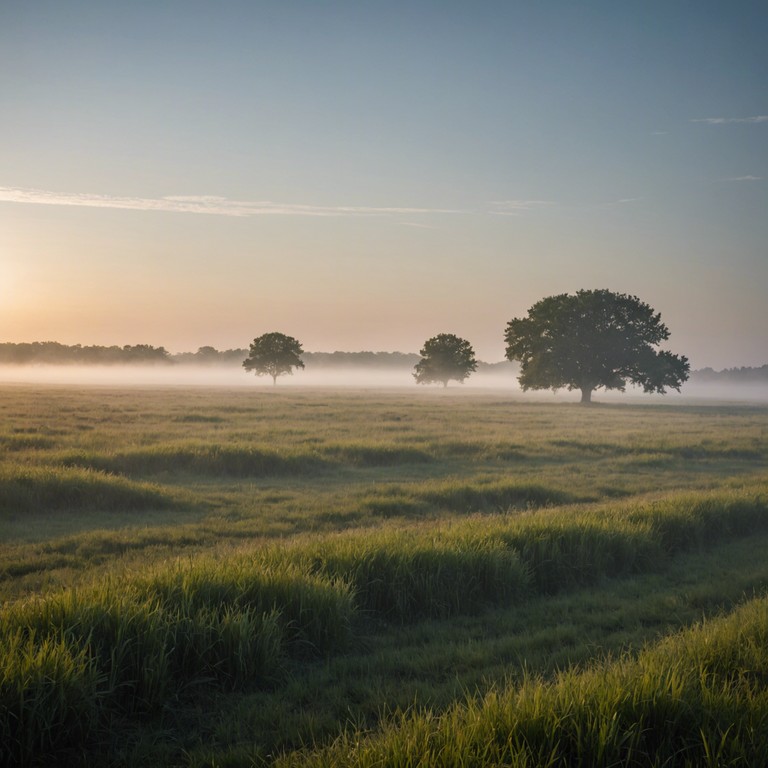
[504,290,689,403]
[242,332,305,385]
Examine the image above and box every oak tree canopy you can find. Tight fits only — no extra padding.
[243,332,305,385]
[414,333,478,388]
[504,290,689,403]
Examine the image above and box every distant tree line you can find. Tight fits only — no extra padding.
[0,343,434,369]
[172,346,247,365]
[0,342,173,365]
[690,365,768,384]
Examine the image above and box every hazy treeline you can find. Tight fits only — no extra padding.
[691,365,768,384]
[172,346,247,365]
[0,342,245,366]
[0,343,502,370]
[0,341,173,365]
[1,341,764,381]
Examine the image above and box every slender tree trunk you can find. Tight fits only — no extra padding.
[272,374,277,386]
[580,387,593,404]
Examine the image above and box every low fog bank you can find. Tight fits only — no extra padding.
[0,364,519,389]
[0,364,766,402]
[668,381,768,404]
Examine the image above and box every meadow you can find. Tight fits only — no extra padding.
[0,383,767,766]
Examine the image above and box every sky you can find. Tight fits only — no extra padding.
[1,1,766,368]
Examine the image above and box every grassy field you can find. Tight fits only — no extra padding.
[0,383,767,766]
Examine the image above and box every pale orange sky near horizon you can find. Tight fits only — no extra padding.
[2,2,766,368]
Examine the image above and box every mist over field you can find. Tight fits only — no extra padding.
[0,362,766,402]
[0,363,516,390]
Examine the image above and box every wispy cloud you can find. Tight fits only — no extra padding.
[591,197,644,209]
[0,186,463,218]
[400,221,437,229]
[487,200,554,216]
[692,115,768,124]
[726,175,762,182]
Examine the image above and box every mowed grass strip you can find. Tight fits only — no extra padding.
[274,595,768,768]
[0,466,178,515]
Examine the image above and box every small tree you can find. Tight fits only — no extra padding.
[414,333,478,388]
[242,332,305,385]
[504,289,689,403]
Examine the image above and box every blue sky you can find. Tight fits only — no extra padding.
[1,1,766,367]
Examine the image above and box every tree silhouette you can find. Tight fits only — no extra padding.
[504,289,689,403]
[414,334,478,388]
[242,332,305,385]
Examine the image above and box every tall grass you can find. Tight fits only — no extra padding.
[58,444,330,478]
[627,489,768,552]
[57,441,439,478]
[0,466,177,514]
[285,485,768,608]
[415,478,589,512]
[2,562,355,695]
[275,595,768,767]
[136,556,355,658]
[297,528,529,622]
[0,630,102,766]
[0,559,356,761]
[2,485,767,764]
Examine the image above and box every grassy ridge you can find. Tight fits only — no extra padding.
[58,444,330,477]
[356,478,595,518]
[56,441,438,478]
[3,485,767,764]
[491,486,768,592]
[52,438,767,480]
[297,528,529,621]
[285,485,768,612]
[275,595,768,768]
[0,466,178,515]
